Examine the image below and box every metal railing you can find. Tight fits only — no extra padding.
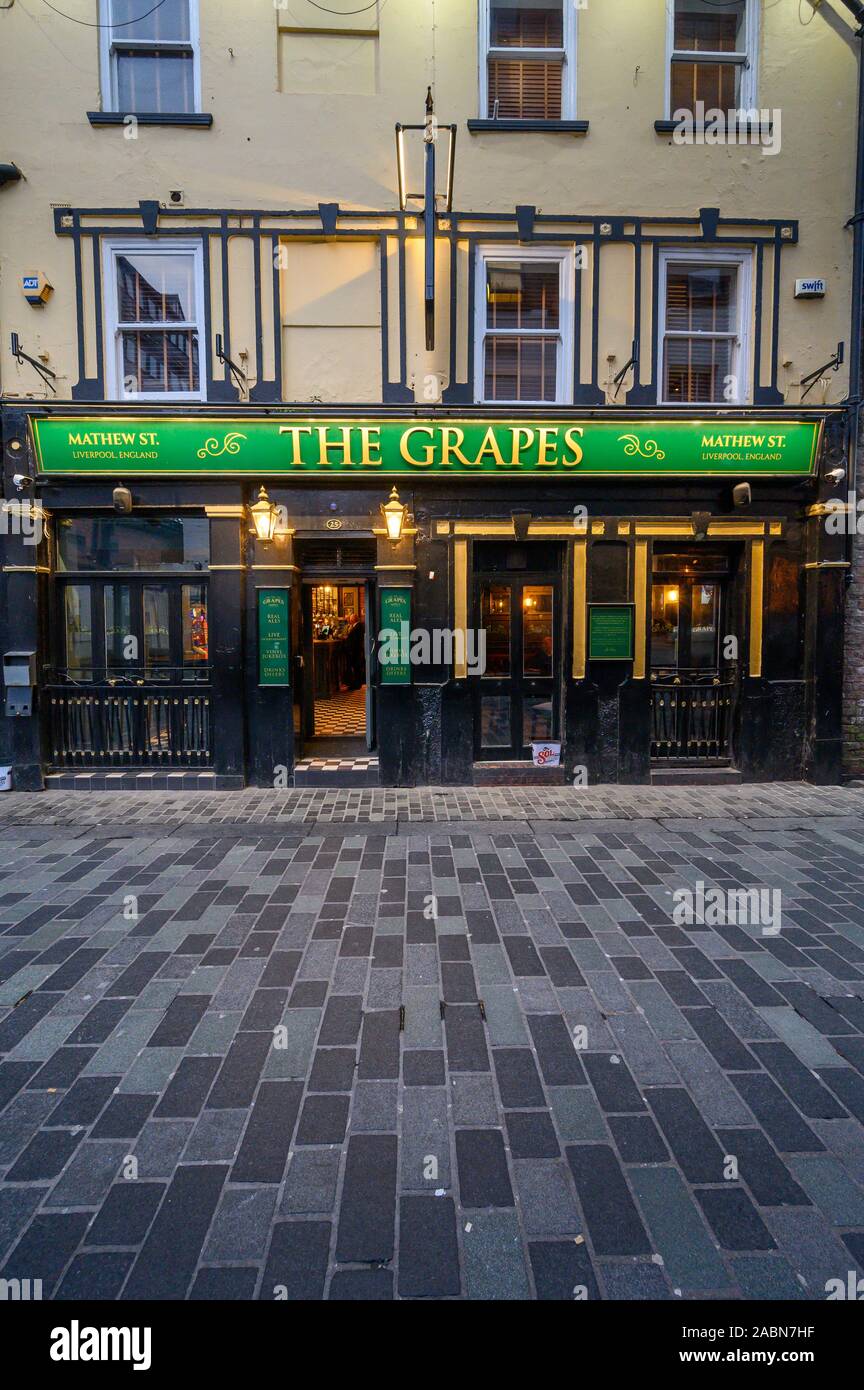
[47,670,212,767]
[650,668,735,764]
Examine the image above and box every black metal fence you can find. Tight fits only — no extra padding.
[650,670,735,764]
[48,675,212,767]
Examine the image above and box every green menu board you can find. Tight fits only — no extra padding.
[379,587,412,686]
[588,603,635,661]
[258,588,290,686]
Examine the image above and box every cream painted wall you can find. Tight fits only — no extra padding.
[0,0,856,402]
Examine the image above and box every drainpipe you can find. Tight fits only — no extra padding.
[841,1,864,520]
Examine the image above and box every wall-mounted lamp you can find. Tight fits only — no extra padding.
[250,485,278,544]
[381,486,407,543]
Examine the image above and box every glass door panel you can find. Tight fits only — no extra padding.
[522,585,553,676]
[651,583,680,668]
[64,586,93,679]
[689,582,719,668]
[481,584,511,676]
[182,583,209,681]
[474,570,559,759]
[143,585,171,678]
[105,584,133,674]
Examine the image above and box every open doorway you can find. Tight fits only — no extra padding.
[295,579,376,757]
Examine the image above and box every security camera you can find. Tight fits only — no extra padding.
[12,473,32,490]
[113,486,133,514]
[825,467,846,485]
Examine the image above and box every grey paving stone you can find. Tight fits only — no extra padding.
[203,1186,278,1261]
[349,1079,398,1132]
[548,1086,608,1142]
[456,1129,514,1208]
[730,1255,806,1300]
[280,1147,341,1215]
[261,1220,331,1301]
[450,1073,499,1126]
[566,1144,650,1256]
[664,1041,754,1125]
[398,1195,460,1297]
[630,1166,730,1293]
[512,1159,581,1235]
[788,1155,864,1225]
[336,1134,397,1263]
[463,1210,531,1300]
[764,1207,858,1296]
[599,1261,672,1300]
[401,1087,450,1192]
[529,1240,601,1300]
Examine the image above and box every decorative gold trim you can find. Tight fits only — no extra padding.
[208,564,246,571]
[633,541,648,680]
[251,564,299,571]
[750,539,764,677]
[372,527,418,537]
[573,541,587,680]
[633,520,768,538]
[435,521,452,536]
[374,564,417,571]
[590,520,605,535]
[634,521,694,537]
[454,539,468,680]
[617,522,632,536]
[453,520,513,537]
[708,520,765,536]
[204,505,246,518]
[528,521,578,536]
[802,560,851,569]
[768,521,783,535]
[3,565,51,574]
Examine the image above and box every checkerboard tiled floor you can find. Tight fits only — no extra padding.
[0,788,863,1300]
[312,687,367,738]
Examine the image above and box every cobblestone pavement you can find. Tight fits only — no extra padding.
[2,780,864,827]
[1,794,864,1300]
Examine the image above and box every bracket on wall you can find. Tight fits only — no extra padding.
[10,332,56,393]
[214,333,246,391]
[612,338,640,400]
[318,202,340,236]
[799,342,844,401]
[516,205,536,242]
[139,199,160,235]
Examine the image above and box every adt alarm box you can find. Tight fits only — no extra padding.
[3,651,37,717]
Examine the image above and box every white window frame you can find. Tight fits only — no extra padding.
[474,243,576,406]
[98,0,202,114]
[665,0,760,120]
[103,237,206,402]
[658,246,753,407]
[478,0,577,121]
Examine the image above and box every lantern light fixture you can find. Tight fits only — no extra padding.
[250,485,278,544]
[381,485,407,543]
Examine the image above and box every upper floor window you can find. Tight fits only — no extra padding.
[104,240,205,401]
[659,249,751,405]
[479,1,577,121]
[667,0,759,118]
[99,0,200,114]
[475,245,575,404]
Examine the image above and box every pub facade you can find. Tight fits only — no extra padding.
[0,1,857,790]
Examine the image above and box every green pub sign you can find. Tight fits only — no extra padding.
[379,587,412,686]
[258,588,290,687]
[588,603,635,661]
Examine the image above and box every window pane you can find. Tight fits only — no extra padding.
[488,56,562,118]
[105,585,132,671]
[116,49,194,112]
[674,1,745,53]
[491,2,564,48]
[651,583,680,667]
[143,586,171,675]
[666,267,735,333]
[486,261,560,330]
[57,518,209,573]
[116,253,195,324]
[664,335,733,403]
[64,586,93,678]
[481,695,511,748]
[110,0,190,42]
[523,586,553,676]
[690,583,719,668]
[182,584,209,680]
[481,584,511,677]
[671,58,741,115]
[523,696,554,743]
[121,329,200,393]
[484,335,558,401]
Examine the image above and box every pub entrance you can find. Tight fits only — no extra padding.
[650,546,741,766]
[293,539,377,759]
[472,541,563,761]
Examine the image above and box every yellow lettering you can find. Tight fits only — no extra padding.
[509,427,535,467]
[316,426,355,466]
[400,425,435,467]
[563,427,584,467]
[536,427,560,466]
[359,426,382,466]
[278,425,312,466]
[441,426,475,467]
[474,426,508,468]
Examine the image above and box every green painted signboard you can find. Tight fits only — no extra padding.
[589,604,635,661]
[258,588,290,687]
[379,587,412,686]
[31,417,822,478]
